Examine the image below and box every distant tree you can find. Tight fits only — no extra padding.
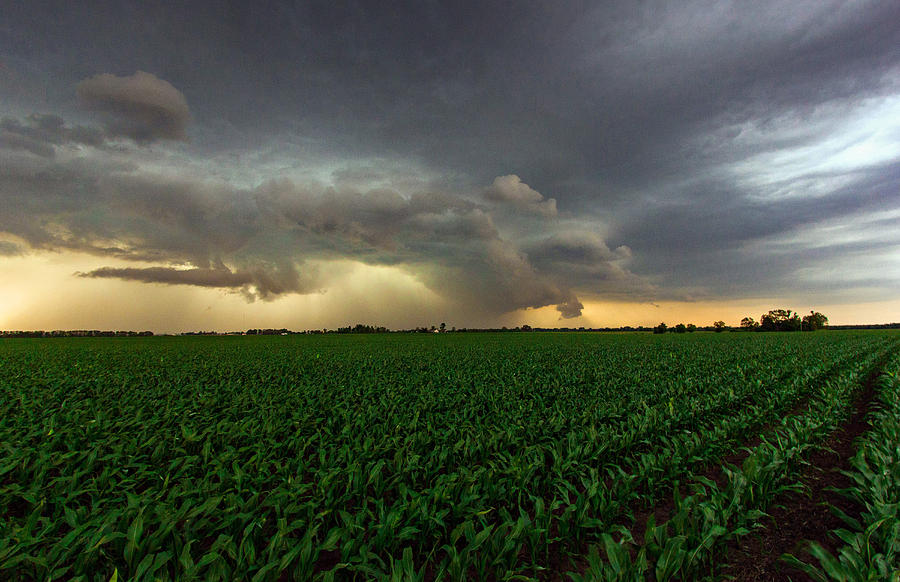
[653,322,668,334]
[801,311,828,331]
[713,321,726,332]
[674,323,687,333]
[740,317,759,331]
[686,323,697,333]
[439,322,446,333]
[761,309,801,332]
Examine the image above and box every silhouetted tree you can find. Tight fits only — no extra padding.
[760,309,801,332]
[801,311,828,331]
[653,322,668,334]
[713,321,726,332]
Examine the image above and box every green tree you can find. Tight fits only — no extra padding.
[674,323,687,333]
[801,311,828,331]
[761,309,801,332]
[686,323,697,333]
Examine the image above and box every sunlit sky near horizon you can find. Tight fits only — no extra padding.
[1,1,899,332]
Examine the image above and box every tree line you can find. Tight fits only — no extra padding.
[739,309,828,332]
[653,309,828,334]
[0,330,154,338]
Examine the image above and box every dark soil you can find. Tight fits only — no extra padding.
[719,372,880,581]
[630,393,816,547]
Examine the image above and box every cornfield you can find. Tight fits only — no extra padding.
[1,331,898,580]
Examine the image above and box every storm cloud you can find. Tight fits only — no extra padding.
[77,264,312,301]
[1,1,899,326]
[0,124,641,316]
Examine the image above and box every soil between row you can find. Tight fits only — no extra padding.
[554,359,890,581]
[719,369,882,581]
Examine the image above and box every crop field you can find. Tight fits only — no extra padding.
[1,331,899,581]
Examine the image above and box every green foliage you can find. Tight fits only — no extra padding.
[802,311,829,332]
[571,340,894,580]
[0,331,896,580]
[782,364,900,580]
[761,309,802,332]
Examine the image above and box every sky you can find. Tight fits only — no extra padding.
[1,1,899,332]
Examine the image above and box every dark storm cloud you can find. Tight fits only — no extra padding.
[0,133,641,315]
[1,0,899,311]
[78,263,311,301]
[76,72,191,143]
[524,232,646,293]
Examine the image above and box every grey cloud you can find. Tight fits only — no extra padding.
[0,130,56,158]
[253,180,497,251]
[1,135,655,316]
[416,239,582,318]
[79,265,253,287]
[527,232,631,265]
[556,297,585,319]
[611,163,900,301]
[77,71,190,143]
[77,263,313,301]
[0,240,24,256]
[485,175,557,217]
[525,232,653,300]
[0,114,106,157]
[4,1,898,313]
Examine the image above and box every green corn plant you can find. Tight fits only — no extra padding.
[782,367,900,582]
[1,331,897,580]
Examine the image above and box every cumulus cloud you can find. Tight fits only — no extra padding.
[0,124,653,317]
[485,175,557,217]
[77,71,190,143]
[524,231,654,301]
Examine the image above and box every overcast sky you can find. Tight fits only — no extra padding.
[1,1,899,331]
